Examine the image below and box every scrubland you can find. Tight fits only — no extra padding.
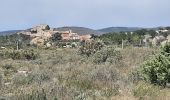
[0,46,170,100]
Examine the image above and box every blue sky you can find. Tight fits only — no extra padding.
[0,0,170,31]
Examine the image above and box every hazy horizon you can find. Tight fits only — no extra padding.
[0,0,170,31]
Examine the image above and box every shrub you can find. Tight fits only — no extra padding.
[12,74,29,86]
[92,46,122,64]
[102,85,120,97]
[12,71,50,86]
[66,79,94,91]
[78,40,104,57]
[128,68,142,84]
[141,43,170,86]
[13,89,47,100]
[91,67,120,82]
[133,82,160,98]
[50,32,62,42]
[0,73,2,87]
[2,64,13,70]
[23,49,39,60]
[0,49,39,60]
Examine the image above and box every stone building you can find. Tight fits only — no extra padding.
[18,24,92,46]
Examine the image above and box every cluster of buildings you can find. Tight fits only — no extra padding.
[59,30,91,41]
[143,34,170,47]
[18,24,92,46]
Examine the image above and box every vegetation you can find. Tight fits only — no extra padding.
[0,34,31,48]
[50,32,62,42]
[93,46,122,64]
[0,49,39,60]
[1,28,170,99]
[141,43,170,86]
[99,29,170,46]
[78,40,104,56]
[0,44,164,100]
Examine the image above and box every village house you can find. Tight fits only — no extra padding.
[156,27,169,34]
[18,24,92,46]
[80,34,92,41]
[59,30,91,41]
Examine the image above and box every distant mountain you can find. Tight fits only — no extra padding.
[98,27,143,33]
[0,26,168,36]
[0,30,22,36]
[54,27,104,35]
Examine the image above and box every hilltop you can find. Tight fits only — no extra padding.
[0,26,103,36]
[0,26,169,36]
[54,26,104,35]
[98,27,143,33]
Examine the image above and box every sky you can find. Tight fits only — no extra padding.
[0,0,170,31]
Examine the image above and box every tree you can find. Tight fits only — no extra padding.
[50,32,62,42]
[135,29,148,36]
[148,30,157,38]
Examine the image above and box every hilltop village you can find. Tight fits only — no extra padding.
[17,24,92,46]
[0,24,170,49]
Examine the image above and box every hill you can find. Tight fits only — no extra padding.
[54,26,104,35]
[0,30,22,36]
[98,27,143,33]
[0,26,167,36]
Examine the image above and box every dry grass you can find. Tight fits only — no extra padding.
[0,47,169,100]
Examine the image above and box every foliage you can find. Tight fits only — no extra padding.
[0,34,31,49]
[66,79,94,91]
[50,32,62,42]
[0,46,164,99]
[13,89,47,100]
[92,46,122,64]
[0,49,39,60]
[102,85,120,97]
[78,40,104,57]
[0,72,2,87]
[99,29,160,46]
[133,82,160,98]
[141,43,170,86]
[12,71,50,86]
[128,68,142,84]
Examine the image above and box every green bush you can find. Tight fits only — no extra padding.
[141,43,170,86]
[78,40,104,57]
[92,46,122,64]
